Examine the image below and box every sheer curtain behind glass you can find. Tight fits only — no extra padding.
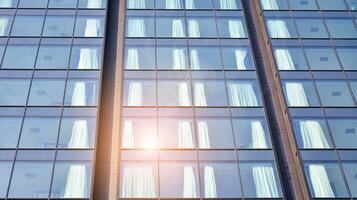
[64,164,88,198]
[188,19,200,38]
[122,120,135,148]
[285,82,309,106]
[183,166,198,198]
[308,164,335,198]
[126,48,139,69]
[128,19,145,37]
[252,164,279,198]
[87,0,102,8]
[267,20,291,38]
[204,166,217,198]
[128,0,145,9]
[166,0,182,9]
[84,19,101,37]
[0,18,8,36]
[128,81,143,106]
[0,0,12,7]
[251,121,268,149]
[190,49,200,70]
[194,82,207,106]
[235,48,247,70]
[219,0,238,9]
[172,19,185,37]
[121,166,156,198]
[173,48,187,69]
[261,0,279,9]
[228,20,245,38]
[78,48,99,69]
[229,82,259,106]
[198,121,210,148]
[299,120,330,149]
[178,120,194,148]
[185,0,195,9]
[275,49,295,70]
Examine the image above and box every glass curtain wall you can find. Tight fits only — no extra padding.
[0,0,107,199]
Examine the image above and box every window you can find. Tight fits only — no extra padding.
[156,45,188,69]
[266,18,298,38]
[126,16,154,37]
[351,81,357,99]
[156,0,184,9]
[213,0,241,10]
[325,18,357,38]
[317,0,348,10]
[0,16,12,36]
[315,81,355,106]
[288,0,318,10]
[64,79,99,106]
[221,46,254,70]
[11,14,45,37]
[342,163,357,197]
[158,118,195,148]
[233,119,272,149]
[193,80,228,106]
[260,0,289,10]
[0,117,22,148]
[295,18,329,38]
[2,43,38,69]
[240,163,283,198]
[43,14,75,37]
[0,152,14,198]
[19,116,60,148]
[124,79,156,106]
[122,117,157,148]
[273,47,308,70]
[127,0,154,9]
[185,0,213,9]
[0,79,30,106]
[282,81,320,107]
[328,119,357,148]
[292,119,333,149]
[156,17,186,38]
[158,80,191,106]
[227,81,262,107]
[336,47,357,70]
[347,0,357,10]
[125,45,155,69]
[36,43,71,69]
[217,17,246,38]
[189,46,222,70]
[74,16,104,37]
[19,0,48,8]
[186,16,217,38]
[49,0,78,8]
[0,0,18,8]
[78,0,106,8]
[304,47,341,70]
[28,79,66,106]
[70,45,102,69]
[304,163,349,198]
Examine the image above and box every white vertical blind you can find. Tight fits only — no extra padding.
[128,81,143,106]
[185,0,195,9]
[68,120,90,148]
[235,49,247,70]
[126,48,139,69]
[228,20,245,38]
[87,0,102,8]
[0,18,8,36]
[299,120,330,148]
[260,0,279,9]
[128,19,146,37]
[190,49,200,70]
[198,121,210,148]
[173,48,186,69]
[84,19,101,37]
[194,82,207,106]
[122,120,135,148]
[172,19,185,37]
[275,49,295,70]
[285,82,309,106]
[188,19,200,38]
[253,165,279,198]
[127,0,145,9]
[251,121,268,149]
[64,164,87,198]
[183,167,198,198]
[219,0,238,9]
[267,20,291,38]
[229,82,259,106]
[179,82,191,106]
[78,48,99,69]
[204,166,217,198]
[178,120,194,148]
[166,0,182,9]
[71,82,86,106]
[308,164,335,198]
[121,166,156,198]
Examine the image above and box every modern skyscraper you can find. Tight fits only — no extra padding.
[0,0,357,199]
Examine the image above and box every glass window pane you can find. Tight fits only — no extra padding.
[260,0,289,10]
[295,18,329,38]
[227,81,262,107]
[19,0,48,8]
[11,15,45,37]
[58,117,96,149]
[240,163,283,198]
[156,17,186,38]
[282,81,320,107]
[288,0,318,10]
[157,45,188,69]
[317,0,347,10]
[315,81,354,106]
[273,47,308,70]
[0,16,13,36]
[49,0,78,8]
[36,44,71,69]
[43,15,75,37]
[158,80,191,106]
[292,119,333,149]
[185,0,213,9]
[70,45,102,69]
[304,163,349,198]
[158,118,195,148]
[233,118,272,149]
[125,46,155,69]
[126,16,154,37]
[187,17,217,38]
[266,18,298,38]
[222,46,254,70]
[351,81,357,99]
[217,17,246,38]
[336,47,357,70]
[124,79,156,106]
[160,162,199,198]
[156,0,184,9]
[64,79,99,106]
[326,19,357,38]
[74,16,104,37]
[0,79,30,106]
[121,118,157,148]
[193,80,228,106]
[78,0,106,8]
[347,0,357,10]
[213,0,241,9]
[342,163,357,197]
[0,160,12,197]
[200,163,242,198]
[328,119,357,148]
[189,46,222,70]
[0,0,18,8]
[2,44,38,69]
[304,47,341,70]
[28,79,66,106]
[0,117,22,148]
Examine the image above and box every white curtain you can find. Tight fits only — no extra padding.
[185,0,195,9]
[267,20,291,38]
[299,120,330,149]
[71,82,86,106]
[64,165,87,198]
[178,120,194,148]
[194,82,207,106]
[251,121,268,149]
[122,120,135,148]
[308,164,335,198]
[285,82,309,106]
[173,48,186,69]
[0,18,8,36]
[253,165,279,198]
[128,82,142,106]
[121,166,156,198]
[228,20,245,38]
[183,167,198,198]
[220,0,238,9]
[275,49,295,70]
[166,0,182,9]
[126,48,139,69]
[78,48,99,69]
[0,0,11,7]
[87,0,102,8]
[172,19,185,37]
[261,0,279,9]
[127,0,145,9]
[229,82,258,106]
[84,19,101,37]
[188,19,200,38]
[198,121,210,148]
[235,49,247,70]
[204,166,217,198]
[190,49,200,70]
[68,120,90,148]
[128,19,145,37]
[179,82,191,106]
